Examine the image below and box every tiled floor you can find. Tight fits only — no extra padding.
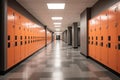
[0,40,120,80]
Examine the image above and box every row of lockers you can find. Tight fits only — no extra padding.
[7,7,52,69]
[47,31,52,44]
[88,2,120,73]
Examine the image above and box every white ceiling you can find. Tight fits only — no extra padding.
[16,0,98,32]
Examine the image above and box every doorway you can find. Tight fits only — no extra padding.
[56,35,60,40]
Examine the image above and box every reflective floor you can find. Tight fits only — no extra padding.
[0,40,120,80]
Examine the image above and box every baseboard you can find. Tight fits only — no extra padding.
[0,43,51,75]
[80,52,89,58]
[88,56,120,77]
[73,47,78,49]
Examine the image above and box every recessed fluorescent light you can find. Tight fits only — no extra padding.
[54,23,62,25]
[52,17,63,20]
[47,3,65,9]
[54,26,61,27]
[56,28,60,31]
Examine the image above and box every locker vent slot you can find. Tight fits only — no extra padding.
[101,36,103,40]
[92,37,93,40]
[20,36,22,40]
[8,35,10,40]
[15,42,17,46]
[28,40,30,44]
[118,44,120,50]
[118,36,120,41]
[96,37,98,40]
[15,36,17,40]
[89,36,90,40]
[108,43,111,48]
[96,42,98,46]
[8,42,10,48]
[101,42,103,47]
[21,41,22,45]
[25,41,27,44]
[25,36,27,39]
[91,41,93,45]
[108,36,111,41]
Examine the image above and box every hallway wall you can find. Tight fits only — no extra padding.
[80,8,91,56]
[89,1,120,74]
[0,0,53,72]
[91,0,120,18]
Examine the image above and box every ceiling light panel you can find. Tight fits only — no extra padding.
[54,26,61,27]
[54,23,62,25]
[56,28,60,31]
[52,17,63,20]
[47,3,65,9]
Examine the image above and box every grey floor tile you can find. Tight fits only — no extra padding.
[0,41,120,80]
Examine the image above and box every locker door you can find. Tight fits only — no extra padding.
[88,21,91,57]
[101,11,109,42]
[100,11,109,66]
[14,41,21,64]
[95,16,101,62]
[14,12,20,25]
[108,23,117,43]
[108,6,117,23]
[100,41,108,66]
[117,4,120,73]
[93,21,96,59]
[14,25,21,64]
[108,42,118,71]
[108,7,117,43]
[20,26,25,60]
[117,40,120,73]
[89,20,93,57]
[7,7,14,25]
[7,42,15,69]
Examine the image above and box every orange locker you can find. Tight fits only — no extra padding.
[14,41,21,64]
[7,42,15,69]
[7,7,14,25]
[92,22,96,59]
[7,24,15,42]
[14,25,21,41]
[95,17,101,62]
[117,4,120,73]
[20,26,25,60]
[100,11,109,42]
[88,20,92,57]
[7,6,46,70]
[108,22,117,43]
[14,12,21,25]
[101,41,108,66]
[117,41,120,73]
[108,42,118,71]
[108,6,117,23]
